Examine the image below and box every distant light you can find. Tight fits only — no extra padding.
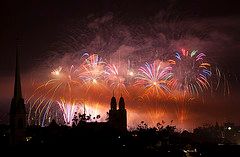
[51,66,62,76]
[129,71,134,76]
[26,136,32,142]
[93,79,97,84]
[153,82,157,85]
[118,136,121,139]
[122,144,126,147]
[228,127,232,130]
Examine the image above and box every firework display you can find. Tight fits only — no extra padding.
[168,49,212,96]
[27,50,222,128]
[135,60,173,98]
[167,49,213,126]
[27,65,80,126]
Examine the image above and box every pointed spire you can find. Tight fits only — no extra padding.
[14,40,23,100]
[110,90,117,110]
[10,38,26,115]
[119,95,125,110]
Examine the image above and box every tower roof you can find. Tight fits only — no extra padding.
[110,90,117,110]
[119,95,125,110]
[111,96,117,105]
[14,49,23,100]
[119,96,125,104]
[10,41,26,114]
[111,90,117,104]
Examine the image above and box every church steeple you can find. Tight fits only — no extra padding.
[118,95,127,132]
[110,90,117,110]
[10,42,26,114]
[108,93,127,132]
[13,48,22,101]
[9,41,26,144]
[119,95,125,110]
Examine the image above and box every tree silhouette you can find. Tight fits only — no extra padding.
[72,112,101,127]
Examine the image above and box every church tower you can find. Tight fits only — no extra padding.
[108,93,127,132]
[108,93,117,127]
[9,47,27,144]
[118,96,127,132]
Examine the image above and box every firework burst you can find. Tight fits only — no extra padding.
[78,54,107,92]
[168,49,212,126]
[135,60,173,98]
[57,99,80,126]
[27,65,80,126]
[27,47,227,129]
[105,64,128,96]
[168,49,212,96]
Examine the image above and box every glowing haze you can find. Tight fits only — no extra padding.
[26,49,223,129]
[0,0,240,130]
[23,11,232,130]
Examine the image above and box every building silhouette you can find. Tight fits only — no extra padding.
[3,45,240,157]
[9,48,27,144]
[7,46,127,145]
[73,93,127,133]
[109,94,127,132]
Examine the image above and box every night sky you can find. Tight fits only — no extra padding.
[0,0,240,129]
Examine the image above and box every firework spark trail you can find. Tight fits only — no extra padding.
[105,64,129,96]
[138,96,168,126]
[168,49,213,126]
[135,60,173,98]
[27,65,81,126]
[27,53,110,126]
[79,102,106,122]
[79,54,106,81]
[27,49,227,128]
[57,99,80,126]
[168,49,212,96]
[78,54,107,92]
[171,93,194,128]
[132,60,173,125]
[35,11,229,128]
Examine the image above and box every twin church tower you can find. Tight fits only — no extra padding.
[9,48,127,144]
[109,94,127,132]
